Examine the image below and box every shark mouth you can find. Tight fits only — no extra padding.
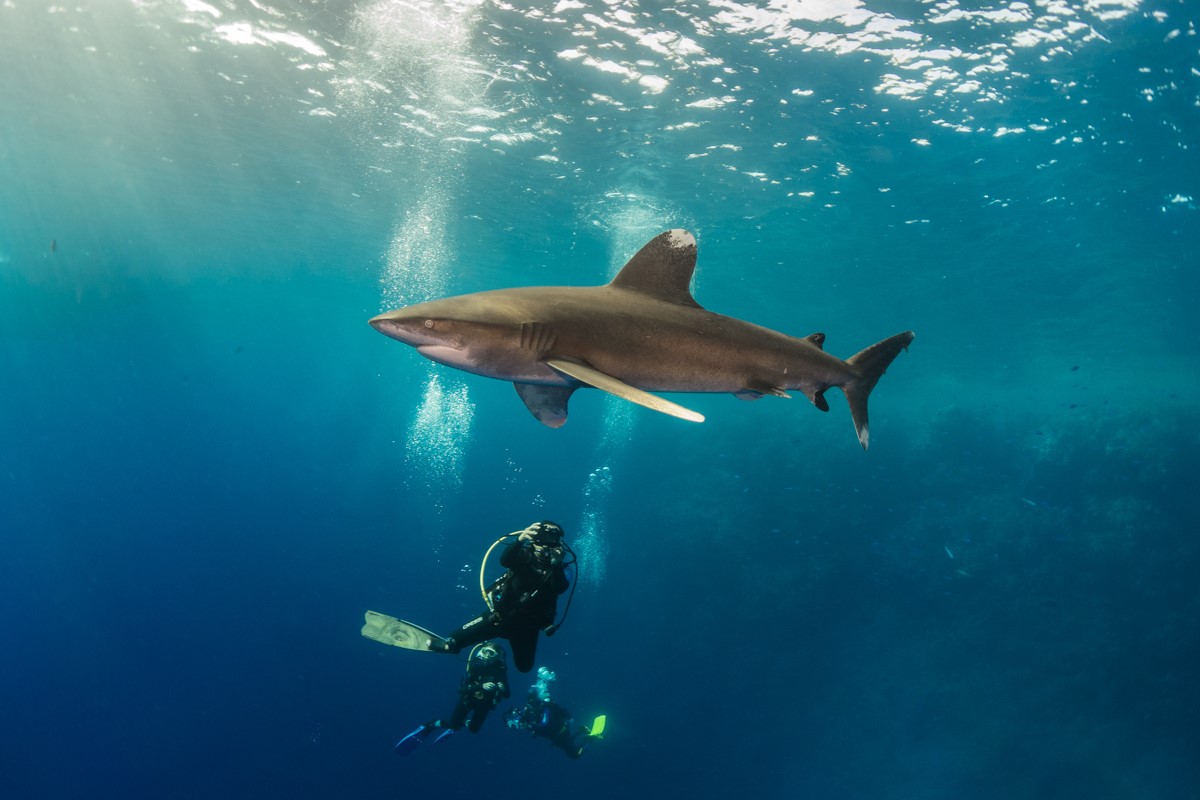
[417,344,473,369]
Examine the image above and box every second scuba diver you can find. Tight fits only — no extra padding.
[434,641,511,733]
[394,641,511,755]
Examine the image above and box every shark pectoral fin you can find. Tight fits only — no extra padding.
[514,383,575,428]
[545,358,705,423]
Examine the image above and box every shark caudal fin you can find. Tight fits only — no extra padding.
[843,331,915,450]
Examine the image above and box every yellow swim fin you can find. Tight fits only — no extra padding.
[588,714,607,738]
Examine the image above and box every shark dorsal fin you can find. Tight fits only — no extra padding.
[607,229,702,308]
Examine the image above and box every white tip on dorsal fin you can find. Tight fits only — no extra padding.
[546,358,705,423]
[607,229,702,308]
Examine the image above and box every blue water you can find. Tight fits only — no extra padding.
[2,1,1197,797]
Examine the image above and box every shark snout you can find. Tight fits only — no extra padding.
[369,311,438,346]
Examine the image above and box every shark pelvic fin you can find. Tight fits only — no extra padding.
[514,383,575,428]
[545,358,705,423]
[607,230,702,309]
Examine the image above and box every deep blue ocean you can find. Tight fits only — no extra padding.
[2,1,1198,798]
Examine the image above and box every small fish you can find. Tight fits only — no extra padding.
[50,239,57,253]
[944,546,954,559]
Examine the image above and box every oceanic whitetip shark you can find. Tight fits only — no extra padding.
[370,230,914,449]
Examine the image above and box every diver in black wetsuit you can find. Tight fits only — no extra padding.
[432,521,572,674]
[395,642,511,754]
[429,641,510,733]
[506,667,599,759]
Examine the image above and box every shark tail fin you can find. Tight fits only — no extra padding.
[843,331,915,450]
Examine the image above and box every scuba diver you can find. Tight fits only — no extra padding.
[431,521,575,674]
[437,641,511,733]
[506,667,605,759]
[394,641,511,756]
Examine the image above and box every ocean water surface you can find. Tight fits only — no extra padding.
[1,1,1197,798]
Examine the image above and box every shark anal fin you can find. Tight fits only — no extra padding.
[545,358,705,423]
[514,382,575,428]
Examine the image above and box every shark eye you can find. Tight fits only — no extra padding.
[424,319,435,329]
